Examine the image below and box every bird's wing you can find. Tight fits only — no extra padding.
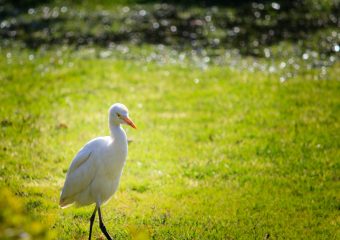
[67,144,93,175]
[60,142,98,206]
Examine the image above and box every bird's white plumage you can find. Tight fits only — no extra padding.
[60,103,133,208]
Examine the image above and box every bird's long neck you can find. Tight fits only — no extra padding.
[109,124,127,144]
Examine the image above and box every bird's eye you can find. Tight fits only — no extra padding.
[117,113,121,118]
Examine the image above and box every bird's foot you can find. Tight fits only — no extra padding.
[99,223,112,240]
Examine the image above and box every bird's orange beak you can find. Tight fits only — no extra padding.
[122,116,137,129]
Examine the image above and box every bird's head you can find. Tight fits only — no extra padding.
[109,103,137,129]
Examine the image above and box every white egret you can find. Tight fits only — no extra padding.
[59,103,137,240]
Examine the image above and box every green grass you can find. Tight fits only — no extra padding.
[0,50,339,240]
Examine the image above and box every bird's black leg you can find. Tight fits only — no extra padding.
[89,206,97,240]
[98,206,112,240]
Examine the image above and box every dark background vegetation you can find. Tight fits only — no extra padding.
[1,0,338,58]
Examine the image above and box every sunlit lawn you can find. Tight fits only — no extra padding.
[0,49,339,239]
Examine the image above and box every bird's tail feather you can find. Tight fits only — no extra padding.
[59,197,73,208]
